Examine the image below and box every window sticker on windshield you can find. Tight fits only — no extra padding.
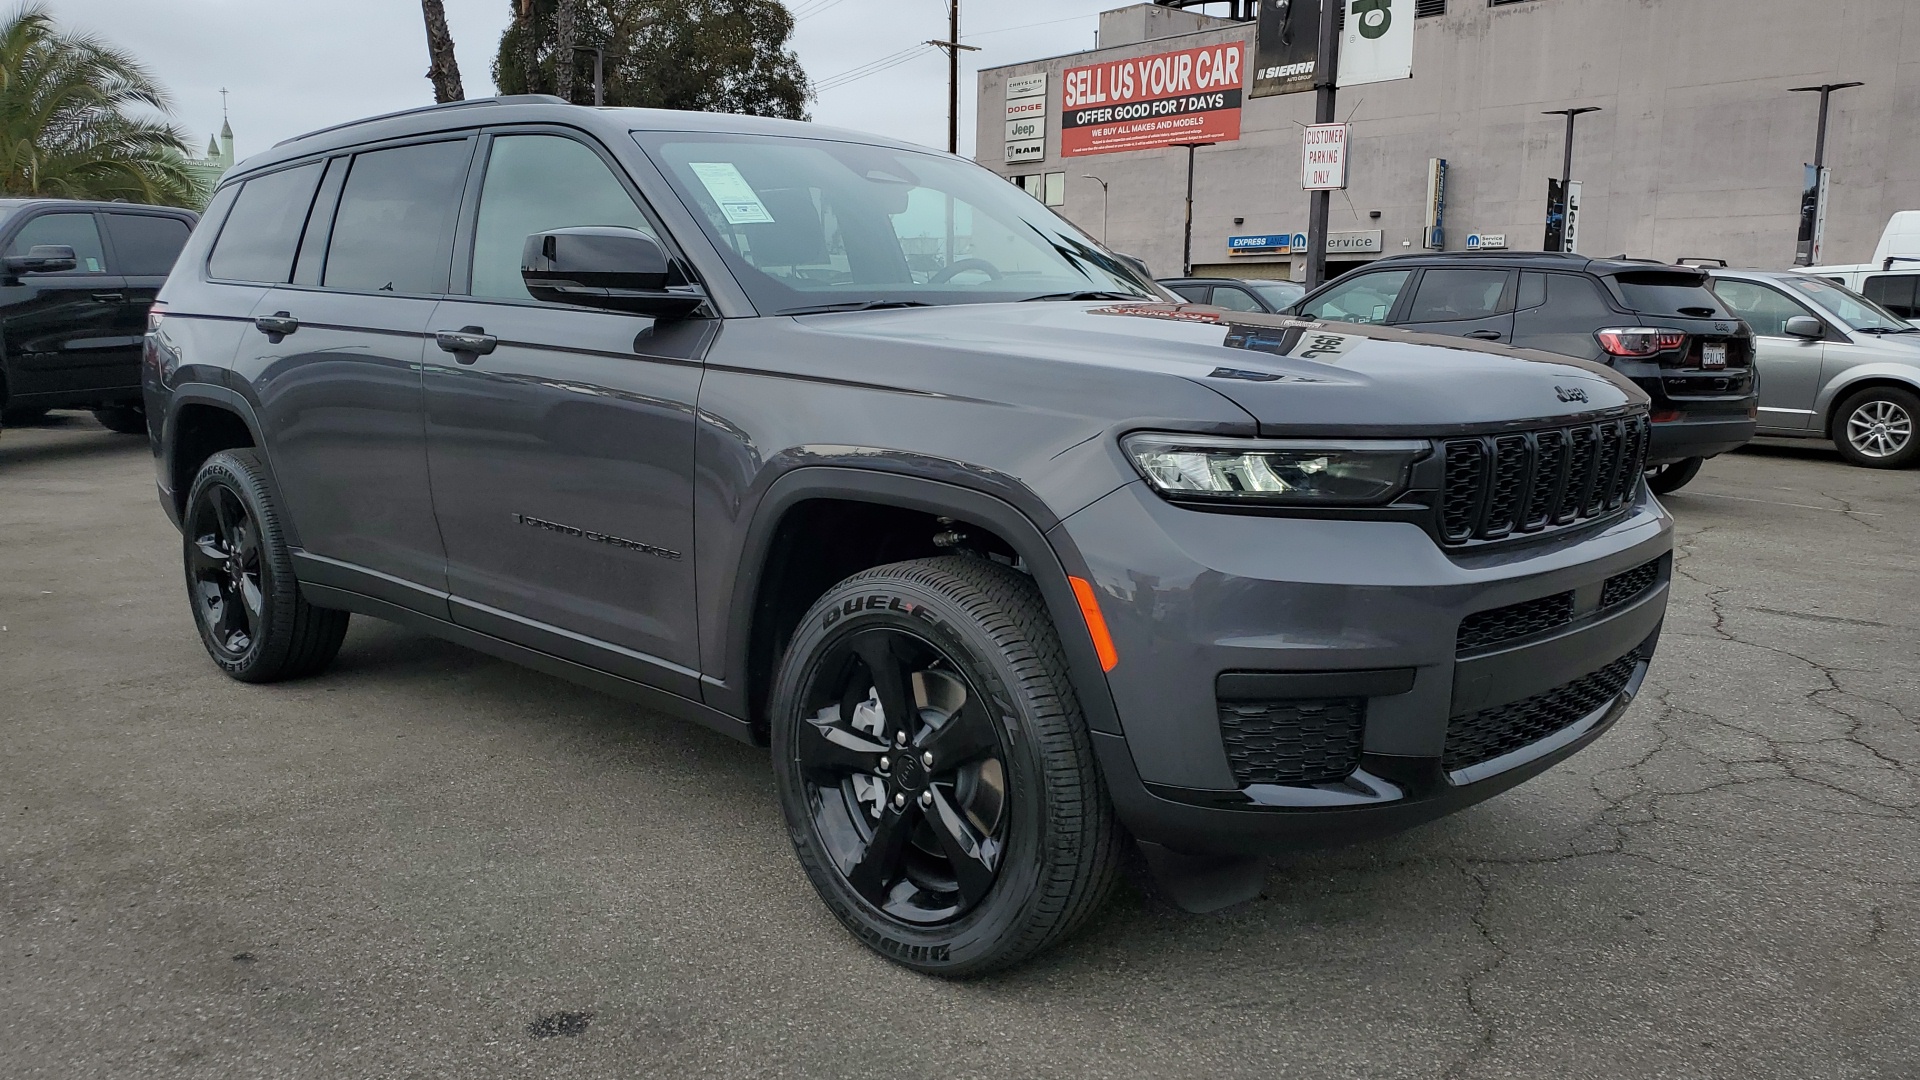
[85,257,100,272]
[689,162,774,225]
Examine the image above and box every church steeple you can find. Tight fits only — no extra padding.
[216,88,234,168]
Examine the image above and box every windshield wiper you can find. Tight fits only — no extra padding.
[778,300,935,316]
[1019,290,1150,302]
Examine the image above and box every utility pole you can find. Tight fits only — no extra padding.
[1174,144,1214,276]
[1542,106,1600,252]
[1303,0,1340,290]
[928,2,980,154]
[1788,81,1863,266]
[1083,175,1110,242]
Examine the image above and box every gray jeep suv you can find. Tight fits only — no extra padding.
[146,97,1673,975]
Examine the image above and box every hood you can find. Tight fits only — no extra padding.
[792,302,1647,436]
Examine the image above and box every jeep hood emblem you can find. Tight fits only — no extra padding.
[1555,385,1590,404]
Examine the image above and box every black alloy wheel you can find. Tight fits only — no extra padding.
[794,626,1010,926]
[188,479,265,661]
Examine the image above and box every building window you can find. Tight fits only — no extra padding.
[1488,0,1536,6]
[1008,172,1065,208]
[1416,0,1446,16]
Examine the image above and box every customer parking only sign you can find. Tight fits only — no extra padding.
[1061,42,1246,157]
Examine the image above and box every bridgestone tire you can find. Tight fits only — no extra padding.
[1645,456,1704,494]
[770,556,1123,976]
[183,449,349,682]
[92,404,146,435]
[1831,385,1920,469]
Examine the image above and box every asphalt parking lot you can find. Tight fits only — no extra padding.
[3,414,1916,1080]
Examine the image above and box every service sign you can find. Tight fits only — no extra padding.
[1061,42,1245,157]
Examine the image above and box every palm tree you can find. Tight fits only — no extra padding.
[0,4,201,206]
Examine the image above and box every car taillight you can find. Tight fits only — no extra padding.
[146,302,167,333]
[1596,327,1687,357]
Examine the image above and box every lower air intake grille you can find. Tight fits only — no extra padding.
[1601,558,1662,609]
[1457,591,1575,653]
[1443,651,1641,773]
[1219,698,1365,786]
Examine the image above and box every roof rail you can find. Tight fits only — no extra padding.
[273,94,570,148]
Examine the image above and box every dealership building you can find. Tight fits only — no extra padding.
[976,0,1920,281]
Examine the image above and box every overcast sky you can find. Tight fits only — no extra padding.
[57,0,1120,164]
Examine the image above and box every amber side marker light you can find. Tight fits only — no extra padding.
[1068,576,1119,672]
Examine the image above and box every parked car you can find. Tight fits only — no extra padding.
[148,97,1673,975]
[1707,268,1920,467]
[1159,275,1305,313]
[1290,252,1757,494]
[0,198,196,435]
[1802,212,1920,327]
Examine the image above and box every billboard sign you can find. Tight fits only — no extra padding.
[1061,43,1245,157]
[1251,0,1321,97]
[1338,0,1415,87]
[1302,123,1349,190]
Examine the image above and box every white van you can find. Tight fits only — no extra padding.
[1803,211,1920,325]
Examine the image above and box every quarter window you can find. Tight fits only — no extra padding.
[102,213,192,276]
[469,134,656,302]
[7,213,107,273]
[323,140,471,295]
[1404,268,1509,323]
[208,162,323,283]
[1297,270,1411,325]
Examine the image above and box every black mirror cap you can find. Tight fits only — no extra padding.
[520,226,705,319]
[1784,315,1825,339]
[3,244,78,275]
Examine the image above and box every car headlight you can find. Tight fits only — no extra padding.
[1122,434,1430,506]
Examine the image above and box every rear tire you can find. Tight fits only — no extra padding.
[182,449,349,682]
[92,403,146,435]
[1645,456,1704,494]
[770,556,1122,976]
[1831,385,1920,469]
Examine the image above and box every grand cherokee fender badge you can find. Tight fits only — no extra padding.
[1555,385,1590,404]
[513,513,681,560]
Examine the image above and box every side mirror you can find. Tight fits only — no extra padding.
[3,244,78,275]
[520,227,705,320]
[1783,315,1824,340]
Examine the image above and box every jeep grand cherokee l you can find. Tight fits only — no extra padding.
[146,97,1673,975]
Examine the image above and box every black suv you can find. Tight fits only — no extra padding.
[1293,252,1758,493]
[148,98,1673,975]
[0,198,195,435]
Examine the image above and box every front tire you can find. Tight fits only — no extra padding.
[770,556,1122,976]
[1831,385,1920,468]
[1645,456,1704,494]
[183,449,349,682]
[92,403,146,435]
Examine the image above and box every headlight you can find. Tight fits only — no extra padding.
[1122,434,1430,506]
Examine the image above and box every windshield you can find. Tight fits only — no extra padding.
[635,131,1159,314]
[1776,275,1912,332]
[1247,280,1305,307]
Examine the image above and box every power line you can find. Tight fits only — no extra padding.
[814,44,941,92]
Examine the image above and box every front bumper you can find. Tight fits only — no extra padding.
[1056,478,1672,857]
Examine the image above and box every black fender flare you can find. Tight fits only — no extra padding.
[715,465,1123,738]
[161,381,296,545]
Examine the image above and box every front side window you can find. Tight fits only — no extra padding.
[1209,286,1263,313]
[1777,274,1912,333]
[1247,280,1305,309]
[470,134,658,301]
[1712,280,1814,338]
[208,162,323,283]
[1403,268,1509,323]
[7,212,107,273]
[637,131,1155,314]
[102,213,192,276]
[1297,270,1411,325]
[324,140,471,295]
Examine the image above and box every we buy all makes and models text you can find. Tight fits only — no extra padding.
[1062,41,1245,157]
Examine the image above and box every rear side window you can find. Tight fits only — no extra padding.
[324,140,471,295]
[102,213,191,276]
[1209,285,1263,313]
[1516,271,1617,320]
[1609,271,1725,318]
[1403,268,1509,323]
[1862,274,1919,320]
[7,213,107,273]
[208,162,324,283]
[1166,283,1209,303]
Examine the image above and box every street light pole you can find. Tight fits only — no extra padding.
[1542,106,1600,252]
[1788,81,1863,266]
[1174,143,1214,276]
[1083,174,1110,242]
[1303,0,1341,290]
[571,46,604,106]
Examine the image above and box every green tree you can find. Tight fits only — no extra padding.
[0,4,200,206]
[494,0,811,120]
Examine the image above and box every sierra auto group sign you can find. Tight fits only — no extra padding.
[1061,41,1245,157]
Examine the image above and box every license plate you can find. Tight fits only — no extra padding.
[1701,343,1727,369]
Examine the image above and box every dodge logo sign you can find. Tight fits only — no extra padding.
[1554,385,1590,404]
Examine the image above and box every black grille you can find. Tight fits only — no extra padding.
[1219,698,1365,786]
[1439,415,1650,544]
[1457,591,1575,653]
[1601,558,1662,609]
[1443,651,1642,772]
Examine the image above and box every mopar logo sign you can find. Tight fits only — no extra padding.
[1466,233,1508,250]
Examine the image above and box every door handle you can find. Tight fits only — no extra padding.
[1464,329,1503,340]
[91,291,125,303]
[435,326,497,363]
[254,312,298,340]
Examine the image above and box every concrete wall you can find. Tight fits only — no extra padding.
[978,0,1920,279]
